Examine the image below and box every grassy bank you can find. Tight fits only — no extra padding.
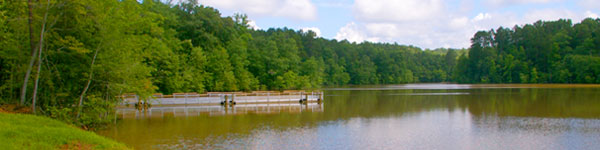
[0,113,129,150]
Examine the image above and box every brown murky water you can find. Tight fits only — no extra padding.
[97,84,600,149]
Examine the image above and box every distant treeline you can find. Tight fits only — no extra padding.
[455,18,600,83]
[0,0,599,126]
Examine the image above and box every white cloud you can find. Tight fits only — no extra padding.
[334,22,379,43]
[248,20,260,30]
[198,0,317,21]
[334,22,365,42]
[579,0,600,9]
[338,0,469,48]
[334,20,472,48]
[365,23,401,38]
[337,0,600,49]
[522,9,578,22]
[344,0,479,48]
[449,17,469,29]
[315,0,353,8]
[353,0,443,22]
[585,11,599,18]
[472,13,492,22]
[301,27,322,37]
[488,0,561,5]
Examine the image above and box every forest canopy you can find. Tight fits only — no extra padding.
[1,0,599,126]
[455,18,600,83]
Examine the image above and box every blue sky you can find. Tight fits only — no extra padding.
[198,0,600,49]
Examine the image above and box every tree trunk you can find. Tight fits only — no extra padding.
[32,0,50,114]
[77,43,101,119]
[21,0,37,105]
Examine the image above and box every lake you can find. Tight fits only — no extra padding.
[97,84,600,149]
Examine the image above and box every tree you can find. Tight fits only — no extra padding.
[32,0,51,113]
[444,49,458,79]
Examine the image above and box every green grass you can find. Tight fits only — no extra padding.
[0,113,130,150]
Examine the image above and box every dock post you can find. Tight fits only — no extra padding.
[305,101,309,110]
[231,94,236,106]
[319,92,323,101]
[114,110,117,124]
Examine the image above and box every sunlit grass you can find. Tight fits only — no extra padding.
[0,113,129,150]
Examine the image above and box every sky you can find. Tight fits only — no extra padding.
[196,0,600,49]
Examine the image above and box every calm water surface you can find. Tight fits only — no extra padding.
[97,84,600,149]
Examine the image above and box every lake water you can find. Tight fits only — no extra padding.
[97,84,600,150]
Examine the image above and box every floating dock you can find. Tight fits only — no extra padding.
[118,90,324,106]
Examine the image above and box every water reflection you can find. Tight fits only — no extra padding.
[98,84,600,150]
[117,102,323,118]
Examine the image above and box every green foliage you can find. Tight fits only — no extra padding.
[47,106,73,124]
[565,55,600,83]
[77,95,115,129]
[455,18,600,84]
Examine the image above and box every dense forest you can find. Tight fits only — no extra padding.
[0,0,599,126]
[455,19,600,83]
